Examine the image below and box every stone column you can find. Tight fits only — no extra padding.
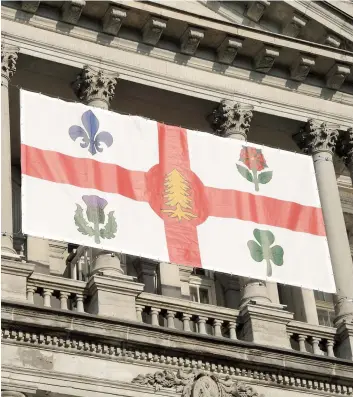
[209,99,271,307]
[73,65,122,276]
[337,127,353,183]
[293,119,353,323]
[1,45,19,259]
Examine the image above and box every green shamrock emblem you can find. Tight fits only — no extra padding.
[74,195,117,244]
[247,229,284,277]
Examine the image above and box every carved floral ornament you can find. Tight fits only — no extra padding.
[336,128,353,168]
[132,370,262,397]
[1,44,19,80]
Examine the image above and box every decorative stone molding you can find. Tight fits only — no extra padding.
[253,45,280,74]
[2,392,27,397]
[2,325,353,395]
[143,17,167,46]
[326,63,351,90]
[293,119,339,155]
[61,0,85,25]
[21,1,40,13]
[217,36,243,65]
[1,44,18,81]
[245,1,270,22]
[290,54,316,82]
[72,66,119,105]
[336,128,353,169]
[102,6,127,36]
[180,27,205,56]
[209,100,253,139]
[132,370,261,397]
[282,14,308,38]
[325,34,341,48]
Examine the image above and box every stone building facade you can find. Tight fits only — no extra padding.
[1,1,353,397]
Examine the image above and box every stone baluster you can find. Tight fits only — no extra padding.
[337,127,353,183]
[60,291,70,310]
[293,120,353,325]
[182,314,191,332]
[75,293,84,313]
[327,340,335,357]
[213,319,223,337]
[209,100,272,307]
[136,305,144,322]
[311,337,321,355]
[151,307,160,326]
[166,310,176,328]
[197,316,207,335]
[43,289,53,307]
[1,45,20,259]
[298,334,307,352]
[228,321,237,340]
[26,286,36,303]
[72,65,122,277]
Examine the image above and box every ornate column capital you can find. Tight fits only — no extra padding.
[209,100,254,139]
[1,44,19,81]
[293,119,340,155]
[336,128,353,169]
[72,66,118,106]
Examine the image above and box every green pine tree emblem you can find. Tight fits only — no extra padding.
[247,229,284,277]
[74,195,117,244]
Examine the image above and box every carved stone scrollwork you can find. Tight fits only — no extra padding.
[209,100,253,139]
[292,119,339,155]
[245,0,270,22]
[326,63,351,90]
[102,6,127,36]
[180,27,205,55]
[21,1,40,13]
[143,17,167,46]
[1,44,19,81]
[62,0,85,25]
[132,370,262,397]
[217,36,243,65]
[72,66,119,105]
[290,54,315,82]
[336,128,353,169]
[282,13,307,38]
[253,45,280,73]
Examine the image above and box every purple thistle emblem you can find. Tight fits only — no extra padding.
[69,110,113,155]
[74,195,117,244]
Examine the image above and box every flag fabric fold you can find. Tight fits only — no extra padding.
[20,90,335,292]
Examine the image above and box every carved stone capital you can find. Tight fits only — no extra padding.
[132,370,260,397]
[1,44,19,81]
[290,54,315,82]
[336,128,353,168]
[209,100,254,139]
[143,16,167,46]
[21,1,40,13]
[326,63,351,90]
[62,0,85,25]
[245,0,270,22]
[282,13,307,37]
[253,45,280,73]
[72,66,118,105]
[293,119,340,155]
[217,36,243,65]
[102,6,126,36]
[180,27,204,55]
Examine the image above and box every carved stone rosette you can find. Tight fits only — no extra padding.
[293,119,339,155]
[209,100,254,139]
[1,44,19,81]
[72,66,119,106]
[336,128,353,169]
[132,370,261,397]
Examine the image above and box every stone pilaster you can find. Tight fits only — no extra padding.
[337,127,353,184]
[293,119,353,325]
[1,44,20,259]
[73,66,122,277]
[209,99,272,307]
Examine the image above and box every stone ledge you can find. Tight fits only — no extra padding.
[2,301,353,382]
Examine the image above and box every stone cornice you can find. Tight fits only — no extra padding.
[2,301,353,382]
[2,9,353,129]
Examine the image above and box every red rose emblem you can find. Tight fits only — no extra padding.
[239,147,267,171]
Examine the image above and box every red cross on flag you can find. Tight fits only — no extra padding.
[20,91,335,292]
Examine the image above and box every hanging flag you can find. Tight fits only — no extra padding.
[20,90,335,292]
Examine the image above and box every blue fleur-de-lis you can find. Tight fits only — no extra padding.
[69,110,113,155]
